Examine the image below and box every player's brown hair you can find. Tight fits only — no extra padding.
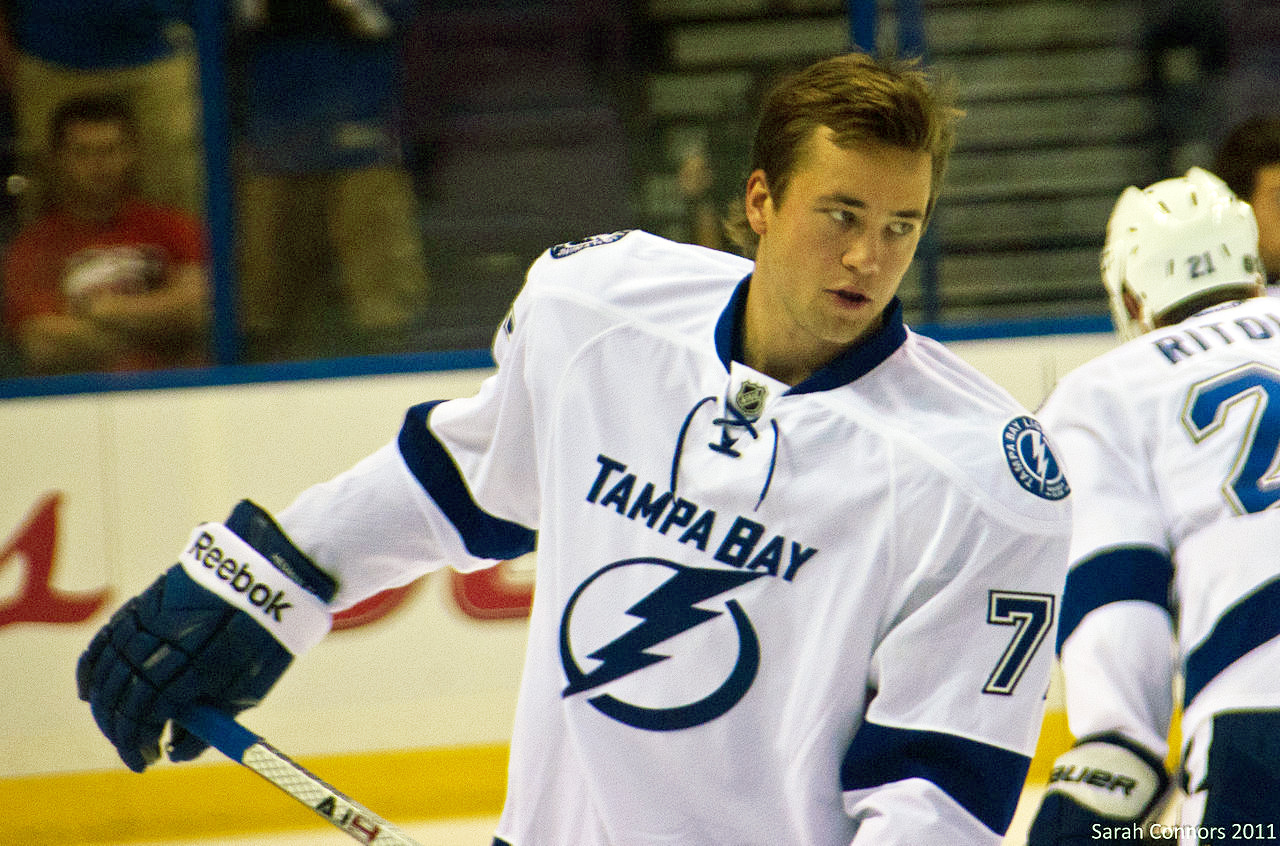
[726,52,962,257]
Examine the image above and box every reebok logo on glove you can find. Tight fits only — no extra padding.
[178,522,333,655]
[187,531,293,622]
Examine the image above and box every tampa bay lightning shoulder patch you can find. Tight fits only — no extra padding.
[1002,416,1070,500]
[550,230,633,258]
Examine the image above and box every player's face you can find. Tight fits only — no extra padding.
[57,120,136,210]
[1250,164,1280,279]
[743,128,932,385]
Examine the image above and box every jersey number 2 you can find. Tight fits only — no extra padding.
[1182,363,1280,515]
[984,591,1055,695]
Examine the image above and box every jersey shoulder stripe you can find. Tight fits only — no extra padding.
[1184,576,1280,706]
[398,400,537,560]
[1057,545,1174,652]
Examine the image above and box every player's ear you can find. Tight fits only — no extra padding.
[744,170,772,236]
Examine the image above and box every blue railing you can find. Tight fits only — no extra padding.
[0,347,496,400]
[193,0,242,367]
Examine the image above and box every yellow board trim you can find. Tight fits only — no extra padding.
[5,743,509,845]
[1,709,1133,845]
[1026,708,1183,781]
[1027,708,1072,783]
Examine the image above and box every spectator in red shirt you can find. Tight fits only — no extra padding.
[2,92,210,375]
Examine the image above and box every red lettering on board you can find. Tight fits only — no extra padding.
[0,492,110,627]
[0,493,533,629]
[333,561,536,628]
[451,562,533,620]
[331,580,423,630]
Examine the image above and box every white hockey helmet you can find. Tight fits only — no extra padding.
[1102,166,1263,338]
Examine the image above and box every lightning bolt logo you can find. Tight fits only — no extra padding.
[560,558,764,731]
[1027,428,1047,473]
[1003,416,1070,501]
[1017,427,1059,488]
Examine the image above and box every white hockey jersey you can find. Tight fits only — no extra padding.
[278,231,1073,845]
[1039,296,1280,767]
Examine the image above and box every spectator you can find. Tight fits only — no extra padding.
[672,115,755,254]
[230,0,430,361]
[1213,114,1280,287]
[676,145,724,250]
[1,93,210,375]
[0,2,205,219]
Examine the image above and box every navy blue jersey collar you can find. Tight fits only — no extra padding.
[714,275,908,394]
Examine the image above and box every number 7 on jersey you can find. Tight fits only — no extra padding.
[983,590,1055,695]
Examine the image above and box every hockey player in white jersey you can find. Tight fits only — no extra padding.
[76,53,1072,845]
[1027,167,1280,844]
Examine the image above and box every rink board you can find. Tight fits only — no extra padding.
[0,331,1114,843]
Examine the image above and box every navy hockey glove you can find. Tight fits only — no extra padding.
[76,500,336,772]
[1027,733,1170,845]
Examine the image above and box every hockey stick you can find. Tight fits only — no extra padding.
[178,705,425,846]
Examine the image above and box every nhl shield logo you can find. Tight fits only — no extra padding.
[1002,416,1069,501]
[733,381,768,419]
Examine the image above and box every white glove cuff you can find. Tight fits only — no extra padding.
[1044,740,1164,820]
[178,522,332,655]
